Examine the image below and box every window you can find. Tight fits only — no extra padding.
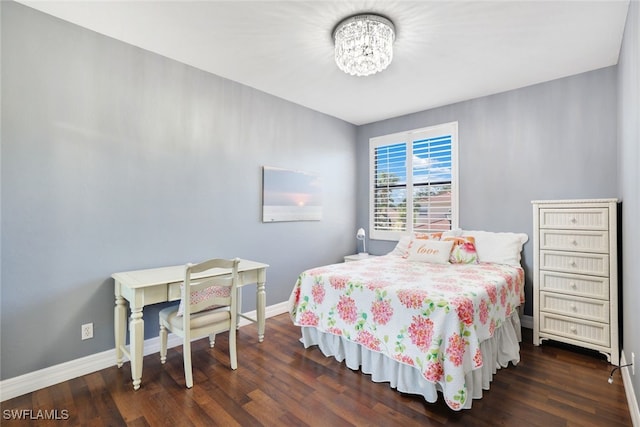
[369,122,458,241]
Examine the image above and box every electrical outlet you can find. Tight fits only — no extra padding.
[81,323,93,340]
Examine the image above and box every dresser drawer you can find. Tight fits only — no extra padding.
[540,250,609,277]
[539,229,609,253]
[540,271,609,299]
[540,291,609,322]
[539,208,608,230]
[539,312,610,347]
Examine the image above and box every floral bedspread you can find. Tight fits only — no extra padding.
[288,255,525,410]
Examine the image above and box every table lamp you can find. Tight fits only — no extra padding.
[356,228,367,255]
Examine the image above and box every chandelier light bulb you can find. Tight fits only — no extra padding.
[333,14,396,77]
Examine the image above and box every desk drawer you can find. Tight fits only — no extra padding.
[120,284,169,306]
[540,271,609,299]
[539,229,608,253]
[540,291,609,322]
[540,250,609,277]
[168,282,183,301]
[539,312,609,347]
[539,208,608,230]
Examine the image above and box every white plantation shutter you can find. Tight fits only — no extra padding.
[370,122,458,241]
[373,142,407,233]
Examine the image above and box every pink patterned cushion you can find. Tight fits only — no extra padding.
[177,285,230,316]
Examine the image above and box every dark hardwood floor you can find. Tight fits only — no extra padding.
[1,314,632,426]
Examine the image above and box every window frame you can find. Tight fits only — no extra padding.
[368,121,459,241]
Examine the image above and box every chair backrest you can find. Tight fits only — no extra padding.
[182,258,240,319]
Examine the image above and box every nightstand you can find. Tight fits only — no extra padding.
[344,253,376,262]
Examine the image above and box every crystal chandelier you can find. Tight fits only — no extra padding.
[333,14,396,77]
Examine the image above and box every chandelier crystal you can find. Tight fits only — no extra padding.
[333,14,396,77]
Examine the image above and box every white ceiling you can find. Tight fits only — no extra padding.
[18,0,630,125]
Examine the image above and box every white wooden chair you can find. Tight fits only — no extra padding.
[159,258,239,388]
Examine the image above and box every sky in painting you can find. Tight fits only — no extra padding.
[263,167,322,207]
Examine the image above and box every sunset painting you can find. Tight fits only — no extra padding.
[262,166,322,222]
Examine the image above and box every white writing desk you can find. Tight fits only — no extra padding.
[112,259,268,390]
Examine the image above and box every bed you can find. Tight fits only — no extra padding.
[288,230,528,410]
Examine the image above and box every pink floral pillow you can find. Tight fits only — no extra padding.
[177,284,230,316]
[443,236,479,264]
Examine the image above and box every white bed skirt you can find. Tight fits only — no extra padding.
[299,311,522,410]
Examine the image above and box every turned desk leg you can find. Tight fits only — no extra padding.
[129,307,144,390]
[257,270,266,343]
[114,295,127,368]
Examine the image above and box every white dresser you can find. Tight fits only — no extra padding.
[532,199,619,365]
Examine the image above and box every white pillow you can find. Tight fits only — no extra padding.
[461,230,528,266]
[406,239,454,264]
[389,232,443,257]
[441,228,462,238]
[389,235,412,257]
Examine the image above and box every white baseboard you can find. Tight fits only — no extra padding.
[0,301,289,402]
[621,351,640,427]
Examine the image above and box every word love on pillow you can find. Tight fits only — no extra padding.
[406,239,454,264]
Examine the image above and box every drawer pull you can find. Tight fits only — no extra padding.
[570,217,577,223]
[570,261,577,267]
[571,239,578,245]
[570,326,577,333]
[570,304,577,311]
[569,282,577,289]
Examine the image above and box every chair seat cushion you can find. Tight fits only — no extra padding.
[160,305,231,331]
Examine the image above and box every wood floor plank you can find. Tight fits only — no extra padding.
[1,314,632,426]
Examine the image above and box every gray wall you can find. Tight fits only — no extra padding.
[618,0,639,412]
[1,2,356,380]
[356,66,619,316]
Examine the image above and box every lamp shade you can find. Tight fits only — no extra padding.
[356,228,367,254]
